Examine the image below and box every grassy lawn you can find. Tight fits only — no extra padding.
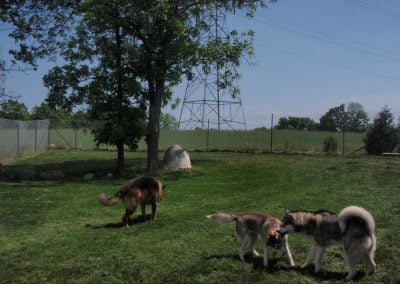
[0,150,399,283]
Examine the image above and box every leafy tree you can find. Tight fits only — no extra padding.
[31,102,71,121]
[2,0,272,171]
[0,99,30,120]
[275,117,317,130]
[364,106,398,155]
[346,102,369,132]
[319,104,348,132]
[160,113,178,130]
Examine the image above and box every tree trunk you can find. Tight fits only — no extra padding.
[147,80,164,172]
[116,140,125,173]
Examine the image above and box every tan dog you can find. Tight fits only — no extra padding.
[207,213,295,267]
[98,176,165,227]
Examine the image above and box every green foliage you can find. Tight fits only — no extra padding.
[276,116,318,131]
[323,136,338,153]
[364,106,398,155]
[319,102,369,132]
[319,104,348,132]
[160,113,178,130]
[2,0,274,170]
[0,99,30,120]
[346,102,369,132]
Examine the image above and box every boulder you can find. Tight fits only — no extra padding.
[40,170,65,181]
[163,145,192,169]
[83,173,95,180]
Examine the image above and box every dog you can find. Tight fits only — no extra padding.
[98,176,165,227]
[207,212,295,268]
[279,206,376,280]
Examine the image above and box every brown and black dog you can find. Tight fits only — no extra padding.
[207,212,295,268]
[98,176,165,227]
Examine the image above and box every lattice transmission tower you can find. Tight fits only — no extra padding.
[178,3,246,130]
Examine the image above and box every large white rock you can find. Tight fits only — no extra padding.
[163,145,192,169]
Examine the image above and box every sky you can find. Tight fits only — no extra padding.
[1,0,399,129]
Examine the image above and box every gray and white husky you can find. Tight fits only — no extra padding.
[207,212,295,268]
[279,206,376,280]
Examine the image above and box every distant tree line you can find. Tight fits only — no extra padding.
[275,102,371,132]
[0,99,178,130]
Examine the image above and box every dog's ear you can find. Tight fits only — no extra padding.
[284,208,291,215]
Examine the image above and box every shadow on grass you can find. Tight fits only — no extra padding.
[205,253,363,281]
[85,214,155,229]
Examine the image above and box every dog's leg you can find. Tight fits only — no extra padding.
[313,245,325,273]
[238,238,246,262]
[249,233,259,257]
[141,204,146,222]
[151,203,158,220]
[263,244,269,267]
[344,251,357,281]
[282,235,295,267]
[302,242,317,268]
[122,208,135,227]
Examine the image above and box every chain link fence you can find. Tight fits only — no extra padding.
[0,118,49,161]
[48,120,366,154]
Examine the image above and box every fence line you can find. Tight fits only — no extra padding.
[0,118,49,161]
[48,120,366,154]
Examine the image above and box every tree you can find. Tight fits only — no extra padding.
[364,106,398,155]
[319,104,348,132]
[2,0,273,172]
[0,99,30,120]
[346,102,369,132]
[275,116,317,130]
[160,113,178,130]
[30,102,71,121]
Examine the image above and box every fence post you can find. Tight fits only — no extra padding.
[17,120,20,156]
[48,121,51,146]
[270,114,274,153]
[342,129,345,155]
[34,121,38,152]
[207,119,210,151]
[74,128,77,149]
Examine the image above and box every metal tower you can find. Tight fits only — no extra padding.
[178,3,246,130]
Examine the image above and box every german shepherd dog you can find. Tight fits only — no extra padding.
[98,177,165,227]
[279,206,376,280]
[207,213,295,268]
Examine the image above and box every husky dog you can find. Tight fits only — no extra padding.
[207,213,295,268]
[98,176,165,227]
[279,206,376,280]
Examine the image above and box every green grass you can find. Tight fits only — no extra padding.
[49,129,366,153]
[1,150,399,283]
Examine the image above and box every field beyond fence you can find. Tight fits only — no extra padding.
[50,128,366,154]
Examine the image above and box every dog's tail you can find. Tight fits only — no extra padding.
[338,206,375,234]
[98,193,120,206]
[206,213,237,224]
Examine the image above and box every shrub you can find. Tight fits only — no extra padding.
[323,136,338,153]
[364,106,398,155]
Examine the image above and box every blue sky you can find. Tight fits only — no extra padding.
[1,0,399,129]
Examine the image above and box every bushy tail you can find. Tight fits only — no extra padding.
[206,213,237,224]
[98,193,120,206]
[338,206,375,236]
